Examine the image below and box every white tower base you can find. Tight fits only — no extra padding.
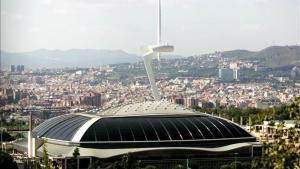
[27,131,32,158]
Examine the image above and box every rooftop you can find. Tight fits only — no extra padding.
[94,101,196,117]
[31,101,256,144]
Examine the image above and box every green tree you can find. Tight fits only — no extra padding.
[273,105,289,120]
[249,98,300,169]
[288,97,300,120]
[0,150,18,169]
[119,153,133,169]
[0,131,14,142]
[220,165,231,169]
[69,147,80,169]
[132,160,142,169]
[143,165,158,169]
[42,141,50,169]
[112,161,121,169]
[251,124,300,169]
[174,164,185,169]
[220,161,251,169]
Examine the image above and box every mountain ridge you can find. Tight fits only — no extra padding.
[1,49,141,68]
[1,45,299,69]
[220,45,300,68]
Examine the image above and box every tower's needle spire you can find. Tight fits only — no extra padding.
[158,0,161,45]
[157,0,162,68]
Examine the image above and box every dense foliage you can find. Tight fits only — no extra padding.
[42,141,50,169]
[198,98,300,169]
[192,98,299,126]
[0,150,18,169]
[220,162,251,169]
[252,126,300,169]
[0,130,15,141]
[251,124,300,169]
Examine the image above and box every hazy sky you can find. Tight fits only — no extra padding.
[1,0,299,56]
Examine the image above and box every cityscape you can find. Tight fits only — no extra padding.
[1,48,300,114]
[0,0,300,169]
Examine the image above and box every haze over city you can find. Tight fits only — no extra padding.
[1,0,299,55]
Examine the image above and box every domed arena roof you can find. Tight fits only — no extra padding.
[33,101,256,148]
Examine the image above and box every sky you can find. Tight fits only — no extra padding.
[0,0,299,56]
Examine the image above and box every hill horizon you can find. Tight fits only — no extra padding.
[1,45,299,69]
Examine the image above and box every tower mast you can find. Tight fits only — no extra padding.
[158,0,161,45]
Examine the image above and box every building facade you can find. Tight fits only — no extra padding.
[12,101,262,169]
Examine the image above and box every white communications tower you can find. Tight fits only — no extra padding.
[143,0,174,101]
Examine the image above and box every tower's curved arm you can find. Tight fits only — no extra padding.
[143,51,161,101]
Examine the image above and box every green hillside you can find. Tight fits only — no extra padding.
[222,46,300,68]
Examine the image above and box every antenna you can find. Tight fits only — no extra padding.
[157,0,162,65]
[158,0,161,45]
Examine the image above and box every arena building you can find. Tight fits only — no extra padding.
[13,101,262,169]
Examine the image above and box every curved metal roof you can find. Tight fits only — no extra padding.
[80,116,253,143]
[32,101,255,146]
[33,114,90,141]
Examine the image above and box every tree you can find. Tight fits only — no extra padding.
[273,105,289,120]
[112,161,122,169]
[119,153,133,169]
[0,150,18,169]
[289,98,300,129]
[288,97,300,121]
[251,98,300,169]
[251,124,300,169]
[143,165,158,169]
[0,130,14,142]
[174,164,185,169]
[220,165,231,169]
[132,159,142,169]
[220,161,251,169]
[42,141,50,169]
[69,147,80,169]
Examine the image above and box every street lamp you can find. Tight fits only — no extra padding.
[234,152,238,169]
[0,127,7,151]
[186,158,190,169]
